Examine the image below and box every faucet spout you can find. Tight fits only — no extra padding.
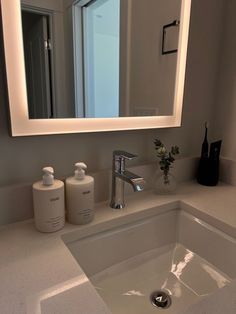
[110,151,145,209]
[131,178,146,192]
[116,170,145,192]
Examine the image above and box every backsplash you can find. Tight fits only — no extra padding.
[0,157,198,226]
[220,158,236,186]
[1,156,234,227]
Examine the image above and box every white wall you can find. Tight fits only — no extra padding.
[0,0,225,225]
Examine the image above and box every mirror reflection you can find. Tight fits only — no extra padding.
[21,0,181,119]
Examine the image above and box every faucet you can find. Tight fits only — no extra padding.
[110,150,145,209]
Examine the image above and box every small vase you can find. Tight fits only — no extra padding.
[153,171,177,194]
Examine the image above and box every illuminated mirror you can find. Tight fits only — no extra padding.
[1,0,191,136]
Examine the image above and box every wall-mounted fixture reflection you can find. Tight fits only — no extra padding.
[162,19,180,55]
[21,0,181,119]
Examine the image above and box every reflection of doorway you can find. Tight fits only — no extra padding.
[73,0,120,118]
[22,10,53,119]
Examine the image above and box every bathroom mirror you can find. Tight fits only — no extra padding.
[1,0,191,136]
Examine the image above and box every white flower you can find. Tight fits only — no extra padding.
[157,147,166,155]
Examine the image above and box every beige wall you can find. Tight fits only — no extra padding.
[0,0,225,224]
[212,0,236,159]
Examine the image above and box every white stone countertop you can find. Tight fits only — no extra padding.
[0,181,236,314]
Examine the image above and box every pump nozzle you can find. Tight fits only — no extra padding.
[42,167,54,186]
[75,162,87,180]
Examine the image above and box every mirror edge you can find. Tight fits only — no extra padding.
[1,0,191,137]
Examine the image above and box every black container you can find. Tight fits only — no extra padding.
[197,141,222,186]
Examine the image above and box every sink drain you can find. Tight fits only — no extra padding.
[150,291,171,309]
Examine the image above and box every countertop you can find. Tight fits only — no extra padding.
[0,181,236,314]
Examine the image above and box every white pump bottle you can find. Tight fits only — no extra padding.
[66,162,94,225]
[33,167,65,232]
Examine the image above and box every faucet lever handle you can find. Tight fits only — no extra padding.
[113,150,137,160]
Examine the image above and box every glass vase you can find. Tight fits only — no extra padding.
[153,171,177,194]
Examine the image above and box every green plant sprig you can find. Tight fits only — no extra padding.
[154,139,180,176]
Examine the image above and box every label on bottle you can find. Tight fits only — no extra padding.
[82,190,91,195]
[50,197,60,202]
[77,208,94,223]
[45,215,64,230]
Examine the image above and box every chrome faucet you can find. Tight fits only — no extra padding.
[110,150,145,209]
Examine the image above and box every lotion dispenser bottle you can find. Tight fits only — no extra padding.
[66,162,94,225]
[33,167,65,232]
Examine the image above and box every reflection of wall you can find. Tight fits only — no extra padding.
[93,33,119,117]
[21,0,75,118]
[92,0,120,118]
[129,0,181,116]
[20,0,181,118]
[0,0,225,225]
[65,0,120,118]
[62,0,75,118]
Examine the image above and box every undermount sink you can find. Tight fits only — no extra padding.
[64,209,236,314]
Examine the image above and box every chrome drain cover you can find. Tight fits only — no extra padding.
[150,291,171,309]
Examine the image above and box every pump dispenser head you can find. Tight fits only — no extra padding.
[42,167,54,186]
[75,162,87,180]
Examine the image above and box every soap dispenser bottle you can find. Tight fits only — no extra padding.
[66,162,94,225]
[33,167,65,233]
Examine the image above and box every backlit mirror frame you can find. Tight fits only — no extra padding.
[1,0,191,136]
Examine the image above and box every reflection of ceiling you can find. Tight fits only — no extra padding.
[93,0,120,37]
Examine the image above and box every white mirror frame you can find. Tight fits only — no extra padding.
[1,0,191,136]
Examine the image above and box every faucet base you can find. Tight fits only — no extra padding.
[110,202,125,210]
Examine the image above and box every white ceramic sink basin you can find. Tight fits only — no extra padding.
[65,209,236,314]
